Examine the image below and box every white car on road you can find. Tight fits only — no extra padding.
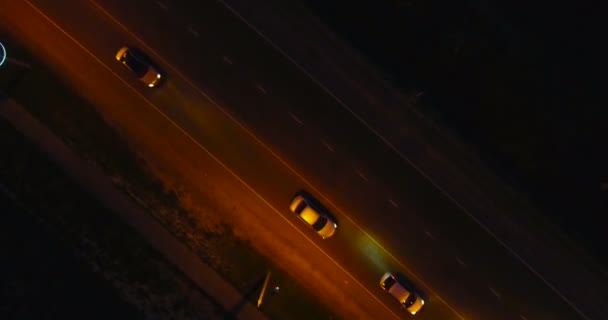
[380,272,425,315]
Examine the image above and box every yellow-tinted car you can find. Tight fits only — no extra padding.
[380,272,425,315]
[289,194,337,239]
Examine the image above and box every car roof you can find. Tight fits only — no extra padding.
[299,206,321,225]
[388,280,411,303]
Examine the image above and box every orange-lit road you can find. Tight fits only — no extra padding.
[1,0,597,319]
[1,1,403,319]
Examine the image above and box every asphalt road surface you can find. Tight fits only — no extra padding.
[1,0,591,319]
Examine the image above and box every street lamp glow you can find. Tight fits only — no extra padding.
[0,41,6,67]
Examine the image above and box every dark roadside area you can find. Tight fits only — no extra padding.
[300,0,606,264]
[0,111,226,319]
[0,190,138,319]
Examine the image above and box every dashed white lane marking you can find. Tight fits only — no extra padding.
[255,83,267,94]
[288,112,302,125]
[322,140,334,152]
[187,25,199,37]
[388,199,399,208]
[155,0,168,11]
[222,56,233,65]
[455,256,468,268]
[489,286,501,299]
[356,170,368,182]
[424,228,436,240]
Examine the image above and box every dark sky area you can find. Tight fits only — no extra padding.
[300,0,606,262]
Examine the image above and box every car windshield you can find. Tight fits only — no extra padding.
[124,52,148,77]
[294,201,307,214]
[404,293,417,307]
[311,215,328,231]
[383,276,397,290]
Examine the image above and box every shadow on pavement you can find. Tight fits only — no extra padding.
[224,272,269,320]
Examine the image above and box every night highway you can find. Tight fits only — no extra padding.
[1,0,601,319]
